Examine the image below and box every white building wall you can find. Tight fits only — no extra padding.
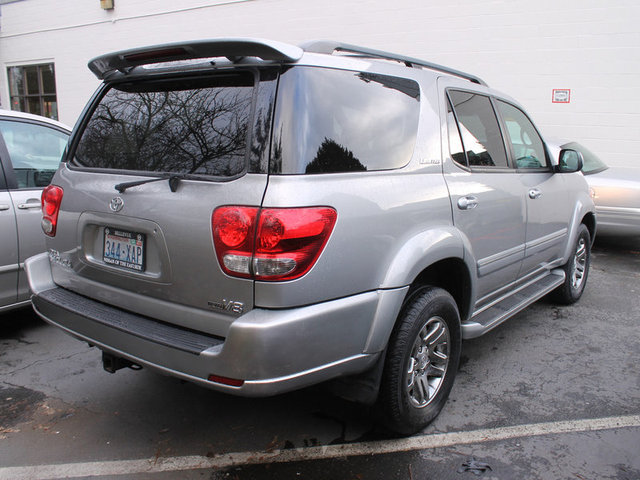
[0,0,638,167]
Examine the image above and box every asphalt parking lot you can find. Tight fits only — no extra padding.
[1,238,639,480]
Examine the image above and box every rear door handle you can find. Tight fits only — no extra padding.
[18,201,41,210]
[528,188,542,199]
[457,196,478,210]
[0,204,10,211]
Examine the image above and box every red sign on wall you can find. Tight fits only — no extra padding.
[552,89,571,103]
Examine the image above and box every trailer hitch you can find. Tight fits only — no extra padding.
[102,351,142,373]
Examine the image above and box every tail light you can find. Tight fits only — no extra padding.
[41,185,64,237]
[212,206,337,281]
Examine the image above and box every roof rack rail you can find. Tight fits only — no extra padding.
[88,38,304,80]
[301,40,487,86]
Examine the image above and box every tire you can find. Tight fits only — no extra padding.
[552,224,591,305]
[377,287,461,435]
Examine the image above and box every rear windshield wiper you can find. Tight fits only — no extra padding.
[115,174,184,193]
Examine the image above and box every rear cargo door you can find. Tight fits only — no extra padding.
[52,70,276,334]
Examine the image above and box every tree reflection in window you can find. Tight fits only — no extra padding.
[249,98,275,174]
[305,138,366,174]
[75,82,253,177]
[271,67,420,174]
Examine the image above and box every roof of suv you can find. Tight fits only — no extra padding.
[88,37,487,87]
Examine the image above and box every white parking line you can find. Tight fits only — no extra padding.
[1,414,639,479]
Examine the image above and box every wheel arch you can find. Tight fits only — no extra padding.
[582,211,597,246]
[407,257,473,323]
[366,251,474,356]
[369,227,475,350]
[346,237,474,405]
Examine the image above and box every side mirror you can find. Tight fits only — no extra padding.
[556,149,584,173]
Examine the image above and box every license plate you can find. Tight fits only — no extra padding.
[103,227,145,272]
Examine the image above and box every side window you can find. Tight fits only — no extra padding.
[272,67,420,174]
[0,120,68,189]
[446,98,467,167]
[0,160,6,190]
[448,90,508,168]
[496,100,547,169]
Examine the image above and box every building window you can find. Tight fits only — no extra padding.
[7,63,58,120]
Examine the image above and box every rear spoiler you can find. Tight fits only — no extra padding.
[88,38,304,79]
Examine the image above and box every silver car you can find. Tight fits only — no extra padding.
[0,109,70,312]
[551,141,639,238]
[25,39,595,434]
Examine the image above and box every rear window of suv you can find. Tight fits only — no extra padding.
[271,67,420,174]
[72,72,255,178]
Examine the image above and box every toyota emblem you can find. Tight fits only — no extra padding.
[109,196,124,212]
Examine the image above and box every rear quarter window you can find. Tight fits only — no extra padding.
[271,67,420,174]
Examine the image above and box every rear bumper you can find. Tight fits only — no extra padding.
[26,252,407,396]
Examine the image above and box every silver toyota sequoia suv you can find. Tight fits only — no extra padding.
[26,39,596,435]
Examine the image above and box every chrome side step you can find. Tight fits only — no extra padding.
[462,269,565,339]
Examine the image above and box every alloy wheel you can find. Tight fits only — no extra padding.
[406,316,450,408]
[571,237,587,290]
